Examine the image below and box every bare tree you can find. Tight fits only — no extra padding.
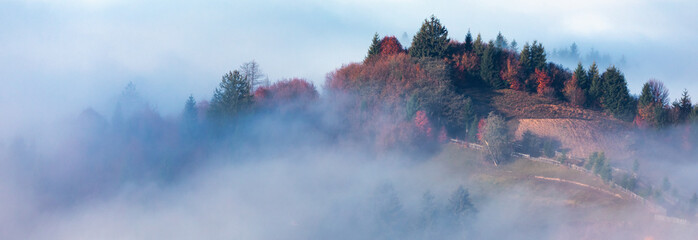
[239,60,266,89]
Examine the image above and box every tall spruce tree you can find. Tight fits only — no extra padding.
[494,32,508,49]
[530,41,547,70]
[601,66,634,121]
[183,95,197,123]
[519,42,532,77]
[510,39,518,52]
[366,33,381,61]
[587,62,602,107]
[480,43,505,89]
[574,63,589,91]
[409,15,449,59]
[677,89,692,123]
[208,70,253,121]
[473,33,485,57]
[464,30,473,52]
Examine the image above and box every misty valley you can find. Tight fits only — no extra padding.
[3,9,698,240]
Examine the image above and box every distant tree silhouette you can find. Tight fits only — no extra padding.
[208,70,252,121]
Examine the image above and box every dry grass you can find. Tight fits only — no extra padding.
[463,88,634,160]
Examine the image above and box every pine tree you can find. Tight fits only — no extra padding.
[183,95,197,123]
[464,30,473,52]
[366,32,381,61]
[530,41,547,70]
[448,186,476,225]
[574,63,589,92]
[480,43,505,89]
[677,89,692,123]
[494,32,508,49]
[409,15,449,59]
[519,42,532,76]
[601,66,634,121]
[587,62,602,107]
[209,70,253,121]
[473,33,484,57]
[510,39,518,52]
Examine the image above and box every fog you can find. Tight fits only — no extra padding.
[2,0,698,239]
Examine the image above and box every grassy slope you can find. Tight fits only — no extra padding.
[463,88,634,160]
[423,144,696,239]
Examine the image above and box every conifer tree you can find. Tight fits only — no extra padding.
[473,33,485,57]
[601,66,635,121]
[464,30,473,52]
[366,33,381,61]
[519,42,532,77]
[574,63,589,93]
[530,41,547,70]
[480,43,505,89]
[510,39,518,52]
[676,89,692,123]
[587,62,602,107]
[209,70,253,121]
[409,15,449,59]
[494,32,508,49]
[183,95,197,123]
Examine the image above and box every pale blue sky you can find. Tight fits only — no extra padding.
[1,0,697,135]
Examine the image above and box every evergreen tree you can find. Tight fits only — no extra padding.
[587,62,602,107]
[637,79,670,127]
[574,63,589,92]
[530,41,547,70]
[510,39,518,52]
[182,95,198,137]
[601,66,635,121]
[366,32,381,61]
[448,186,476,226]
[464,30,473,52]
[208,70,253,121]
[473,33,485,57]
[409,15,449,59]
[494,32,508,49]
[519,42,532,78]
[677,89,692,123]
[183,95,197,123]
[480,43,505,89]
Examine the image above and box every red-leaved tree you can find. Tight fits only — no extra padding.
[534,68,554,97]
[379,36,406,55]
[254,78,318,110]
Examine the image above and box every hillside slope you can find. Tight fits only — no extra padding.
[464,89,634,159]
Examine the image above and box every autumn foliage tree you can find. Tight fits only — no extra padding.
[636,79,670,128]
[534,68,554,97]
[326,52,469,150]
[254,78,318,111]
[379,36,406,55]
[564,75,586,106]
[500,55,523,90]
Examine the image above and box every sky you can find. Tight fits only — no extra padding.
[2,0,698,136]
